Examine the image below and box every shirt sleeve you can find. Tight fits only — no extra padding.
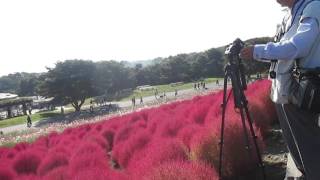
[253,18,319,62]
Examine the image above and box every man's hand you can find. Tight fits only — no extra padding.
[240,46,254,60]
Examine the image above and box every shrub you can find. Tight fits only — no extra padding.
[0,166,16,180]
[144,161,219,180]
[42,166,70,180]
[68,142,109,176]
[12,150,41,175]
[37,152,69,176]
[128,139,188,178]
[177,125,204,149]
[189,128,219,167]
[101,128,115,151]
[112,130,151,168]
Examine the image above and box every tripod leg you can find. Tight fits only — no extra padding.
[218,73,230,179]
[238,107,252,154]
[243,103,266,180]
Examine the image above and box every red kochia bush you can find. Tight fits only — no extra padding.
[12,150,42,175]
[189,127,219,166]
[112,129,151,168]
[128,139,189,178]
[13,142,29,152]
[42,166,70,180]
[246,80,276,135]
[101,128,115,150]
[220,122,264,178]
[0,165,16,180]
[83,133,110,151]
[71,168,108,180]
[144,161,219,180]
[177,124,204,149]
[37,152,69,176]
[68,142,109,176]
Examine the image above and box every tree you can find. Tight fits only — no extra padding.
[93,61,135,96]
[205,48,224,77]
[17,76,40,96]
[0,72,40,94]
[39,60,96,111]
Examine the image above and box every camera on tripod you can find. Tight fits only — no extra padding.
[225,38,245,63]
[223,38,248,108]
[218,38,266,180]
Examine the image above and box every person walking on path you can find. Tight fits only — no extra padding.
[26,115,32,128]
[131,96,136,107]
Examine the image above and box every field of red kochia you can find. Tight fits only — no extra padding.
[0,80,277,180]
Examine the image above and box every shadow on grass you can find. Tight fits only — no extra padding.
[39,112,60,118]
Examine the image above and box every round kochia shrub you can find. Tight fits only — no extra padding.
[68,142,109,176]
[144,161,219,180]
[37,152,69,176]
[189,128,219,167]
[12,150,42,175]
[128,139,189,178]
[0,165,16,180]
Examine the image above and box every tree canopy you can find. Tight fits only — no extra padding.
[39,60,96,111]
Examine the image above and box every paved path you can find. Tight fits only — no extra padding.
[0,81,226,134]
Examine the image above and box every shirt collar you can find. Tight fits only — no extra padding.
[291,0,303,14]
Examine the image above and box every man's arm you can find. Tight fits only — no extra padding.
[253,18,319,62]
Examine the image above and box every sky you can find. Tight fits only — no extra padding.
[0,0,285,77]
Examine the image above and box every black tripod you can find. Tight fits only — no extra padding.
[218,39,266,180]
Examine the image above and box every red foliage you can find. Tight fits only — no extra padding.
[13,142,29,152]
[42,166,70,180]
[0,165,16,180]
[128,139,188,178]
[112,129,151,168]
[189,127,219,166]
[0,79,274,179]
[71,168,110,180]
[12,150,42,175]
[101,128,115,150]
[37,152,69,176]
[220,122,264,177]
[144,161,219,180]
[177,124,204,149]
[16,174,41,180]
[68,142,109,176]
[246,80,277,135]
[155,117,184,138]
[83,133,110,151]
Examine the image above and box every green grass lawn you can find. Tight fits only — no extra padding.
[0,111,61,129]
[119,77,223,101]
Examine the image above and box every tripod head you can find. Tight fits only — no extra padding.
[224,38,247,93]
[225,38,245,62]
